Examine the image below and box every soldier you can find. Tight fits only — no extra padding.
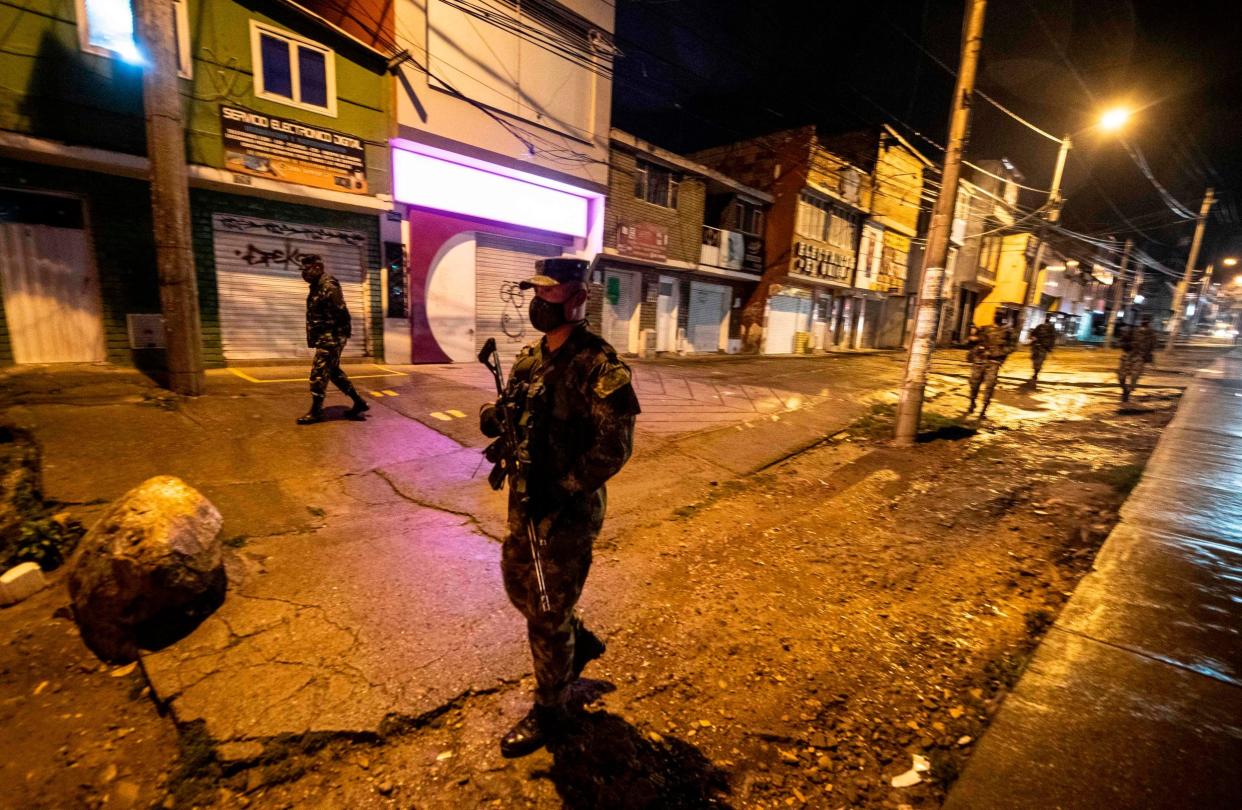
[296,254,370,424]
[966,312,1017,419]
[479,258,640,758]
[1028,320,1057,383]
[1118,316,1157,402]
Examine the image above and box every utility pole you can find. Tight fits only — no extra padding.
[1103,238,1133,346]
[135,0,204,395]
[1165,187,1214,352]
[1021,134,1072,323]
[1186,262,1214,338]
[893,0,987,446]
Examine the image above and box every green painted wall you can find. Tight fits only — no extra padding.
[0,0,391,193]
[0,161,160,366]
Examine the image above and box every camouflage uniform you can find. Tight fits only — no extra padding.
[494,323,639,708]
[306,274,359,399]
[967,323,1017,413]
[1029,322,1057,378]
[1118,324,1157,400]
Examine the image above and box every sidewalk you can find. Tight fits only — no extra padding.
[944,350,1242,810]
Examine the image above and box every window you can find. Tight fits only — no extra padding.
[795,192,857,250]
[250,21,337,116]
[75,0,192,78]
[634,159,679,208]
[732,199,764,235]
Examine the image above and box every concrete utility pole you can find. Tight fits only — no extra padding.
[1103,238,1133,346]
[893,0,987,447]
[135,0,205,395]
[1022,134,1072,316]
[1165,187,1214,352]
[1187,263,1214,338]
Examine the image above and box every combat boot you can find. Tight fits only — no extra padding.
[340,382,370,418]
[966,397,977,414]
[572,626,606,679]
[500,704,567,758]
[296,397,325,425]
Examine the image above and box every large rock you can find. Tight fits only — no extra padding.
[68,476,226,662]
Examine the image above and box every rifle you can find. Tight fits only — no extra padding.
[477,338,552,615]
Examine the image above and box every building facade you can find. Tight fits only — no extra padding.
[693,125,929,354]
[594,130,770,355]
[0,0,393,367]
[382,0,614,364]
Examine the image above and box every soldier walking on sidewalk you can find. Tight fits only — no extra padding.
[479,258,640,758]
[1028,320,1057,383]
[1118,316,1157,403]
[966,312,1018,419]
[296,254,369,424]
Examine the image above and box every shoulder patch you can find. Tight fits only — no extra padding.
[592,357,633,399]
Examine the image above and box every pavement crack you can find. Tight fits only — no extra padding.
[370,468,502,541]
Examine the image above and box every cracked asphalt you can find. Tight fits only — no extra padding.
[0,344,1207,809]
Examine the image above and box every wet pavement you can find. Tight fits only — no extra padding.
[945,350,1242,810]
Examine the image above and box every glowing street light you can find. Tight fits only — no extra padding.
[1224,257,1239,267]
[1099,107,1132,132]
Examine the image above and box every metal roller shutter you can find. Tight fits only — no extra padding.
[475,234,561,361]
[687,281,728,353]
[212,214,368,361]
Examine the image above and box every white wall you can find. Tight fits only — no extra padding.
[393,0,613,190]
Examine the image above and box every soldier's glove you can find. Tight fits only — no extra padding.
[479,403,503,438]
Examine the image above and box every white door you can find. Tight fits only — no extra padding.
[212,215,368,361]
[687,281,728,353]
[656,275,679,352]
[0,192,104,364]
[602,268,638,353]
[475,234,561,362]
[764,294,800,354]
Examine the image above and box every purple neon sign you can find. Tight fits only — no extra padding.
[392,148,591,238]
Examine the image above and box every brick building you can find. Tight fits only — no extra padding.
[593,130,771,355]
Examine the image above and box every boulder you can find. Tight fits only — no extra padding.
[68,476,225,662]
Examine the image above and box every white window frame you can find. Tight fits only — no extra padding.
[74,0,192,79]
[634,159,679,209]
[249,20,337,117]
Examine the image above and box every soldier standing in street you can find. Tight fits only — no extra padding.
[296,254,370,424]
[1028,320,1057,383]
[966,312,1017,419]
[478,258,640,758]
[1118,316,1157,402]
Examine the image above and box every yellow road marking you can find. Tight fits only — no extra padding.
[382,389,399,397]
[225,364,404,384]
[227,368,264,383]
[430,411,452,421]
[368,391,384,398]
[446,409,466,418]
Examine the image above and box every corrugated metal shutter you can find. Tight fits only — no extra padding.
[687,281,728,353]
[475,234,561,361]
[602,268,638,352]
[212,215,368,361]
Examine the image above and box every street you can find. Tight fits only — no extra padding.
[0,345,1200,809]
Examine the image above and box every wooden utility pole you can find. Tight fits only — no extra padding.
[1164,187,1214,352]
[135,0,204,395]
[1022,135,1073,317]
[893,0,988,446]
[1103,238,1133,346]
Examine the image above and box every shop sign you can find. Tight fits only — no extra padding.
[743,235,764,273]
[221,105,368,195]
[618,222,668,262]
[792,241,851,283]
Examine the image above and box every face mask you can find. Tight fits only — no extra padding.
[301,267,321,283]
[529,297,567,333]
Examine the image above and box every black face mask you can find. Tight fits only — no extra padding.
[529,297,567,333]
[302,267,322,284]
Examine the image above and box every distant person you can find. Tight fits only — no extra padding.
[296,254,369,424]
[966,312,1017,419]
[1117,316,1157,403]
[1028,320,1057,383]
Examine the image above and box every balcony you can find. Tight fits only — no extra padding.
[701,226,764,275]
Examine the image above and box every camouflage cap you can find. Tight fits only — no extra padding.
[519,258,590,290]
[298,253,324,268]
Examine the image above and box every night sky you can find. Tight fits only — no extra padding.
[611,0,1242,268]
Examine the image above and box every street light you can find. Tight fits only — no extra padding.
[1099,107,1132,132]
[1224,257,1238,267]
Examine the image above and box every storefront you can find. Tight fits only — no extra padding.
[390,140,606,364]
